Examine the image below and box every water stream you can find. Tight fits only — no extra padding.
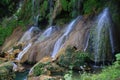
[19,27,39,42]
[37,26,57,42]
[16,43,32,61]
[92,8,114,65]
[51,17,78,58]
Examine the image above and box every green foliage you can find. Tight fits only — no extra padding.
[115,53,120,61]
[15,0,33,24]
[0,0,18,18]
[33,62,50,76]
[83,0,104,15]
[0,17,18,46]
[64,70,72,80]
[40,0,48,18]
[61,0,69,11]
[80,65,120,80]
[0,16,26,46]
[60,0,80,18]
[57,47,90,69]
[63,54,120,80]
[0,69,15,80]
[0,26,14,46]
[78,53,120,80]
[115,53,120,65]
[33,63,45,76]
[0,62,15,80]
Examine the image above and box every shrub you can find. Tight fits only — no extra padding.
[33,62,50,76]
[33,63,45,76]
[57,47,90,69]
[83,0,104,15]
[0,62,15,80]
[79,53,120,80]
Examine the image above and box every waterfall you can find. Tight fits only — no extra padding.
[84,34,90,52]
[32,0,40,27]
[51,17,79,58]
[19,27,40,42]
[92,8,114,64]
[17,27,37,61]
[16,43,32,61]
[34,15,40,27]
[37,26,57,42]
[42,27,53,37]
[16,0,23,14]
[12,62,18,71]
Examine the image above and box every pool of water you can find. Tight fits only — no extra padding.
[15,70,29,80]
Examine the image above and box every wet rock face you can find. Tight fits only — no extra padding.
[87,8,117,63]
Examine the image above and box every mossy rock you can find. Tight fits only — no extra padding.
[0,62,15,80]
[32,61,64,77]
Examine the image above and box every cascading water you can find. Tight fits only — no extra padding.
[12,62,18,71]
[17,26,40,60]
[29,26,57,74]
[92,8,114,65]
[37,26,57,42]
[16,43,32,61]
[16,0,23,15]
[51,17,79,58]
[34,15,40,27]
[84,34,90,52]
[42,27,53,37]
[19,27,40,42]
[32,0,40,27]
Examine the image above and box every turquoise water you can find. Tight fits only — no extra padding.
[15,70,29,80]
